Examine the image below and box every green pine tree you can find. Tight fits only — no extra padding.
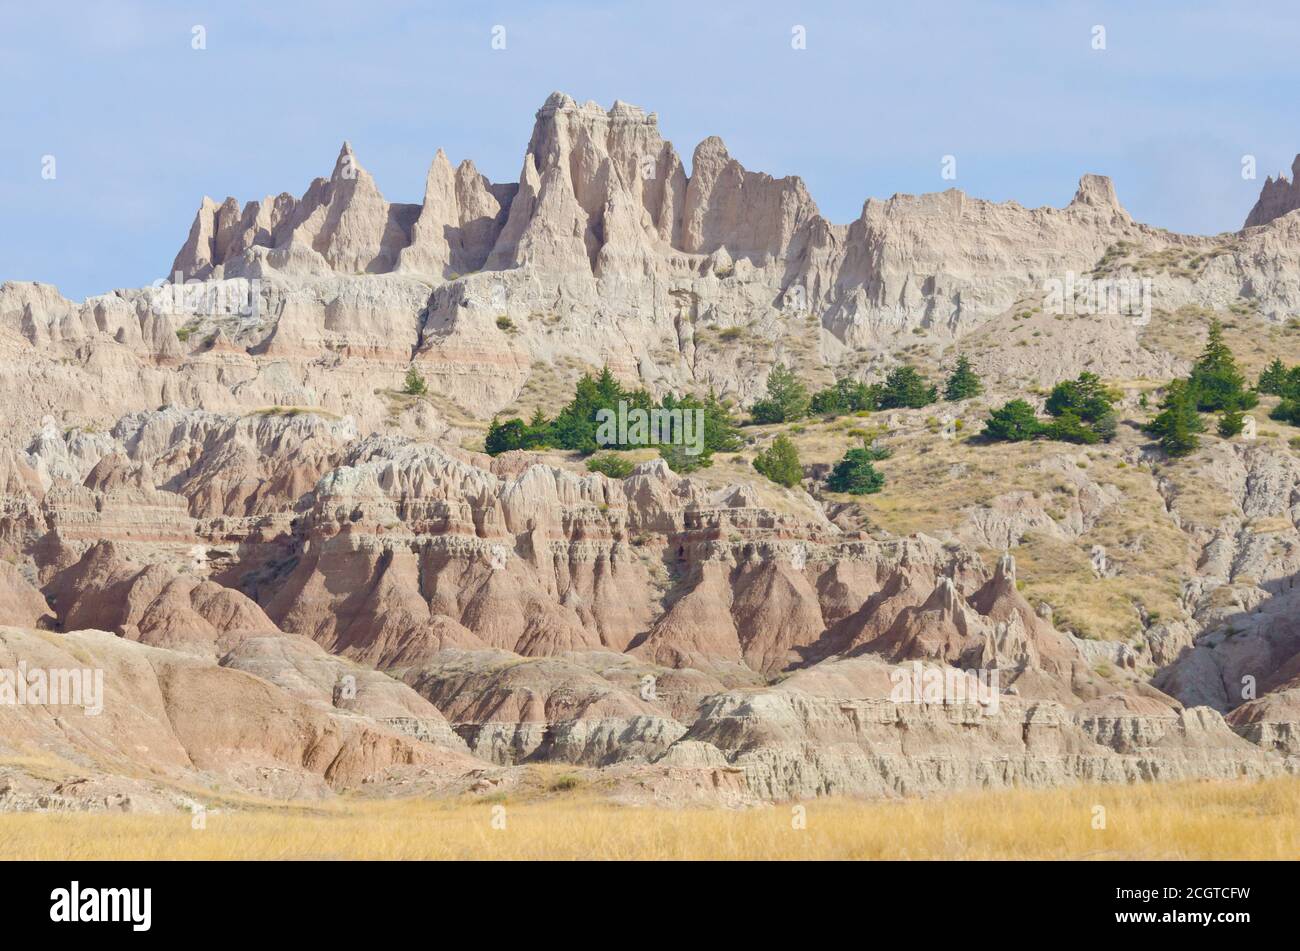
[1258,358,1288,395]
[586,453,634,478]
[550,367,649,453]
[1161,408,1201,456]
[1044,372,1114,422]
[1091,410,1119,442]
[1269,399,1300,426]
[1043,409,1100,444]
[943,355,983,401]
[825,447,885,494]
[522,408,553,448]
[485,416,528,455]
[652,390,743,473]
[1285,366,1300,401]
[752,435,803,487]
[701,390,743,454]
[750,364,810,424]
[1188,319,1255,411]
[1218,407,1246,438]
[982,399,1042,442]
[402,366,427,396]
[1148,380,1205,457]
[550,372,604,452]
[594,366,623,405]
[877,365,938,409]
[810,378,875,416]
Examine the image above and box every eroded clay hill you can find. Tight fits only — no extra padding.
[1,396,1298,807]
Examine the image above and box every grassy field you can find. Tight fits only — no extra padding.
[2,777,1297,860]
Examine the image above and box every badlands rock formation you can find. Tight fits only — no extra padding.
[1245,156,1300,229]
[6,95,1300,437]
[165,94,1300,404]
[2,402,1297,806]
[2,93,1300,810]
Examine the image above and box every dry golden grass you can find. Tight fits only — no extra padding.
[1141,304,1300,376]
[380,388,481,430]
[1013,455,1195,642]
[773,411,1195,641]
[2,778,1298,860]
[496,356,597,422]
[245,405,344,420]
[844,428,1059,538]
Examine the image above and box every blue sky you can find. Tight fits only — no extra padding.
[2,0,1298,301]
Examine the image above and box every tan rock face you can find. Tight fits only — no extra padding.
[46,540,279,657]
[0,562,53,629]
[399,650,686,766]
[1245,156,1300,229]
[396,151,514,279]
[669,654,1281,801]
[171,143,421,279]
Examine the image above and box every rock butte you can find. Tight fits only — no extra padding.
[1,93,1300,809]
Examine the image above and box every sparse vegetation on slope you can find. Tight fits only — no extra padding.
[402,366,428,396]
[484,367,740,472]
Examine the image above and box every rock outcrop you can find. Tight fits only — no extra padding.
[0,626,481,802]
[1245,155,1300,229]
[669,655,1280,800]
[172,143,422,279]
